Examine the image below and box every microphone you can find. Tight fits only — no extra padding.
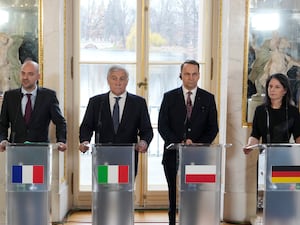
[11,92,23,143]
[95,99,103,144]
[166,143,175,150]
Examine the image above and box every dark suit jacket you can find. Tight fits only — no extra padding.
[79,91,153,145]
[0,87,67,143]
[158,87,219,164]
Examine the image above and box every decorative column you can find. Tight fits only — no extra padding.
[220,0,257,223]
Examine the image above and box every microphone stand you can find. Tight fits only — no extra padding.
[166,113,188,150]
[95,100,103,144]
[11,92,23,143]
[183,113,188,143]
[265,106,271,144]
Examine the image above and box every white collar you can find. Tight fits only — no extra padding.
[182,87,197,95]
[109,91,127,99]
[21,86,38,97]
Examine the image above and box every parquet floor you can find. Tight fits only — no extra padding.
[61,209,250,225]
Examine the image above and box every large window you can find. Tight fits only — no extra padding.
[74,0,211,207]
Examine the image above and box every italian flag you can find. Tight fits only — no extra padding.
[98,165,129,184]
[185,165,216,183]
[12,165,44,184]
[271,166,300,183]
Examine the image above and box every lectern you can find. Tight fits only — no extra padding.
[178,144,222,225]
[6,143,52,225]
[92,144,134,225]
[263,144,300,225]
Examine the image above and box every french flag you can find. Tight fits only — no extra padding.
[12,165,44,184]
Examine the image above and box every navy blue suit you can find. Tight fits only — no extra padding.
[158,87,218,225]
[0,87,67,143]
[79,91,153,175]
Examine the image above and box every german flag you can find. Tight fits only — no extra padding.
[271,166,300,183]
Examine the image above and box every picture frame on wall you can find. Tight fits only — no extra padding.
[243,0,300,126]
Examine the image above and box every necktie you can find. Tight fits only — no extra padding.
[186,91,192,119]
[113,97,121,133]
[24,93,32,125]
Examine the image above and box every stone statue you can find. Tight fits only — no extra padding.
[7,35,23,89]
[249,32,300,95]
[259,37,300,89]
[0,33,13,93]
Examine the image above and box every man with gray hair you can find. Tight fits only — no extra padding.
[79,65,153,176]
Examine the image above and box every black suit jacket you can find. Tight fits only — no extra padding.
[0,87,67,143]
[79,91,153,145]
[158,87,219,164]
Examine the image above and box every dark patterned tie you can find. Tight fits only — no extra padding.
[24,93,32,125]
[113,97,121,133]
[186,91,192,119]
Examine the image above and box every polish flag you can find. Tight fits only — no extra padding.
[185,165,216,183]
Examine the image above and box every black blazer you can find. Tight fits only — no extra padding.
[158,87,219,164]
[79,92,153,145]
[0,87,67,143]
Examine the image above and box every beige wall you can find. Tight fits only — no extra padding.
[43,0,71,222]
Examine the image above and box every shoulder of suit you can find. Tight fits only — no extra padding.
[126,92,146,101]
[196,87,214,97]
[164,87,182,96]
[38,87,56,95]
[90,93,108,102]
[255,104,266,112]
[288,105,299,113]
[3,88,21,97]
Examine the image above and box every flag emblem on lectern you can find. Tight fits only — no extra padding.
[271,166,300,183]
[98,165,129,184]
[185,165,216,183]
[12,165,44,184]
